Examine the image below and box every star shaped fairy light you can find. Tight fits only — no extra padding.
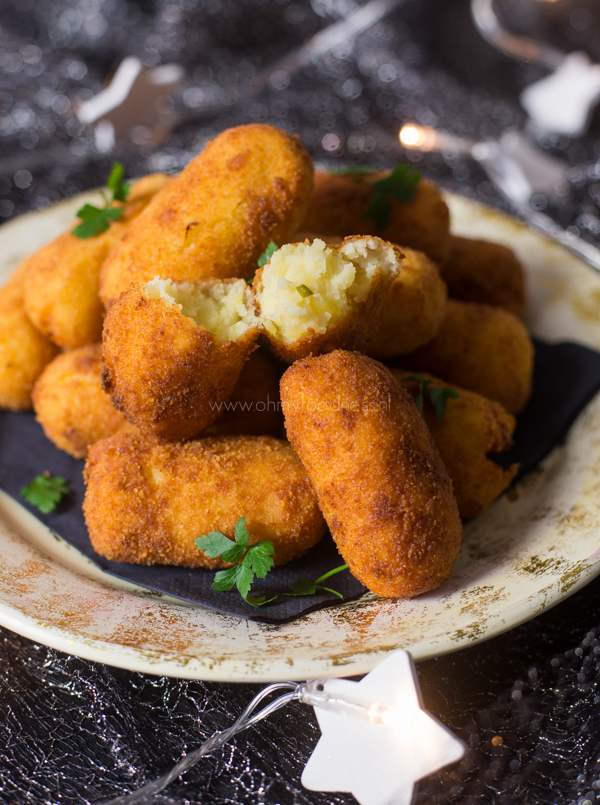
[76,56,184,152]
[301,650,465,805]
[97,650,464,805]
[521,51,600,138]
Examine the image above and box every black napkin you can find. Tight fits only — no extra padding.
[2,338,600,624]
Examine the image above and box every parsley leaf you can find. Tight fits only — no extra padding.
[370,163,421,202]
[72,162,130,239]
[257,241,278,267]
[361,193,393,232]
[358,162,421,231]
[195,516,275,602]
[429,386,460,422]
[20,473,70,514]
[106,162,130,202]
[406,374,433,414]
[406,375,459,422]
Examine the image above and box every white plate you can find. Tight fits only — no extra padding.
[2,191,600,682]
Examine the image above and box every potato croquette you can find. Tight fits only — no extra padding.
[254,236,403,362]
[23,173,171,350]
[84,433,326,567]
[33,344,137,459]
[280,351,462,598]
[403,299,534,414]
[99,124,314,307]
[0,261,59,411]
[440,235,525,315]
[203,350,284,437]
[367,247,447,358]
[299,170,451,266]
[101,277,260,441]
[391,370,518,519]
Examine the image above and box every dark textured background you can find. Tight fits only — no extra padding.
[3,0,600,802]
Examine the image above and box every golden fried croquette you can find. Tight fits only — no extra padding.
[32,344,137,459]
[101,277,260,442]
[254,236,403,362]
[391,370,518,519]
[99,124,314,308]
[23,173,171,350]
[203,350,284,437]
[367,247,447,358]
[298,170,451,266]
[440,235,525,315]
[403,299,534,414]
[280,350,462,598]
[83,433,326,568]
[0,261,59,411]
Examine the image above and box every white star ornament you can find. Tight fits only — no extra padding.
[302,649,465,805]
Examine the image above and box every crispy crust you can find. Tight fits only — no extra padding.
[391,370,518,519]
[101,281,260,442]
[280,350,462,598]
[402,299,534,414]
[299,171,451,266]
[254,236,404,363]
[33,344,137,459]
[99,125,314,307]
[0,260,59,411]
[440,235,525,315]
[23,174,171,350]
[83,433,326,568]
[367,247,448,358]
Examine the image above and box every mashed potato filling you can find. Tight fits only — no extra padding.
[146,277,257,342]
[256,237,401,345]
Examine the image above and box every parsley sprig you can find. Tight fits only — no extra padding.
[287,564,348,600]
[406,375,459,422]
[350,163,421,231]
[196,516,348,606]
[195,517,275,602]
[72,162,130,239]
[20,472,70,514]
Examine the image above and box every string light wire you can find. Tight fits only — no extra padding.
[97,682,301,805]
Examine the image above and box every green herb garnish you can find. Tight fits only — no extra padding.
[257,241,278,268]
[72,162,130,239]
[406,375,459,422]
[287,564,348,600]
[196,517,349,607]
[296,284,313,297]
[195,516,275,602]
[429,385,459,421]
[20,472,70,514]
[360,163,421,231]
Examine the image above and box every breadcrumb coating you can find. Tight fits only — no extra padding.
[101,279,259,441]
[0,261,59,411]
[367,246,447,358]
[23,173,171,350]
[391,369,518,519]
[99,124,314,307]
[299,171,451,266]
[84,433,326,568]
[33,344,137,459]
[403,299,534,414]
[280,350,462,598]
